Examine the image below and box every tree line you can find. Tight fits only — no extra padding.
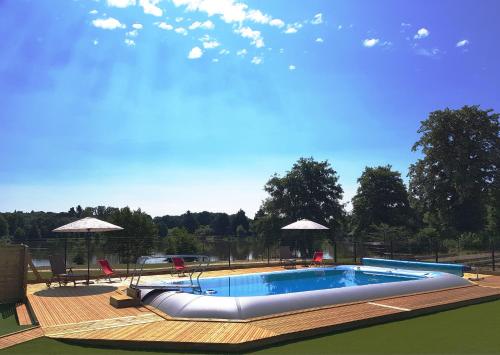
[1,105,499,260]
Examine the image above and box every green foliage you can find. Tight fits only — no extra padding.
[368,223,407,242]
[182,210,199,233]
[194,225,213,236]
[251,212,282,247]
[409,105,500,233]
[231,209,250,234]
[260,157,344,228]
[0,235,12,246]
[352,165,412,233]
[105,207,158,263]
[13,226,26,243]
[211,213,230,235]
[0,214,9,236]
[165,227,201,254]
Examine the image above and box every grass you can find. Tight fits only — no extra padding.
[2,300,500,354]
[0,303,30,337]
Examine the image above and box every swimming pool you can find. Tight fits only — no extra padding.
[141,264,471,320]
[147,267,424,297]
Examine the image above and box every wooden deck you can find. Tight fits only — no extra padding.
[0,327,44,350]
[23,267,500,352]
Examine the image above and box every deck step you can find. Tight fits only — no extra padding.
[110,291,141,309]
[15,303,33,326]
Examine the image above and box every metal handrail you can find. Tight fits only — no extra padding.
[129,255,210,291]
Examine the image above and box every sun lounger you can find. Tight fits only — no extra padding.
[311,251,324,267]
[98,259,122,282]
[279,246,297,269]
[47,255,83,287]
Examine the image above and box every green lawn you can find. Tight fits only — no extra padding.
[0,303,29,337]
[3,300,500,354]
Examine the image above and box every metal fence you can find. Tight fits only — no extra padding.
[19,234,499,279]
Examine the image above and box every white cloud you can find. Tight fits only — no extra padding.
[124,38,136,46]
[89,9,98,14]
[175,17,184,23]
[269,19,284,28]
[315,37,324,43]
[456,39,469,47]
[188,20,215,30]
[203,40,220,49]
[212,58,219,63]
[284,23,302,34]
[363,38,379,47]
[126,29,138,37]
[414,27,429,39]
[288,64,296,71]
[236,48,247,56]
[246,9,271,24]
[92,17,126,30]
[401,22,411,27]
[93,39,99,45]
[157,22,173,30]
[107,0,135,8]
[139,0,162,17]
[172,0,248,24]
[188,46,203,59]
[251,56,262,65]
[337,24,342,30]
[235,26,264,48]
[416,47,441,57]
[311,13,323,25]
[175,27,188,36]
[219,49,230,55]
[132,23,143,29]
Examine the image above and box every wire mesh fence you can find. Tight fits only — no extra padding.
[20,233,498,281]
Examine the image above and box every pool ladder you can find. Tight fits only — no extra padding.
[129,255,210,294]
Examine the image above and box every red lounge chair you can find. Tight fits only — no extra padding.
[97,259,122,282]
[311,251,324,267]
[172,257,186,277]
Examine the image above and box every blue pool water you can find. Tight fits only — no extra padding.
[159,267,424,297]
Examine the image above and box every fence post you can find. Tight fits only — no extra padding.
[435,238,439,263]
[390,238,394,260]
[267,246,270,265]
[492,237,496,272]
[353,241,357,264]
[228,236,232,268]
[334,241,338,264]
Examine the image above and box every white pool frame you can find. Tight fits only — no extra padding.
[141,265,472,320]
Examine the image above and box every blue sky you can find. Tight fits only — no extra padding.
[1,0,499,217]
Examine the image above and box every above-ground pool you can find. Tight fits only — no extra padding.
[141,262,472,320]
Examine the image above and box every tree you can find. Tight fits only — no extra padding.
[211,213,230,235]
[260,157,344,227]
[231,209,249,235]
[13,227,26,243]
[182,211,199,233]
[106,207,158,269]
[409,106,500,234]
[352,165,412,233]
[167,227,201,254]
[0,215,9,236]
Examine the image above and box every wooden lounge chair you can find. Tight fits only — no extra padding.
[279,246,296,269]
[172,257,186,277]
[310,251,324,267]
[97,259,122,282]
[47,255,82,287]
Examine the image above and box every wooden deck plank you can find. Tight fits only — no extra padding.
[0,327,44,350]
[15,303,32,326]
